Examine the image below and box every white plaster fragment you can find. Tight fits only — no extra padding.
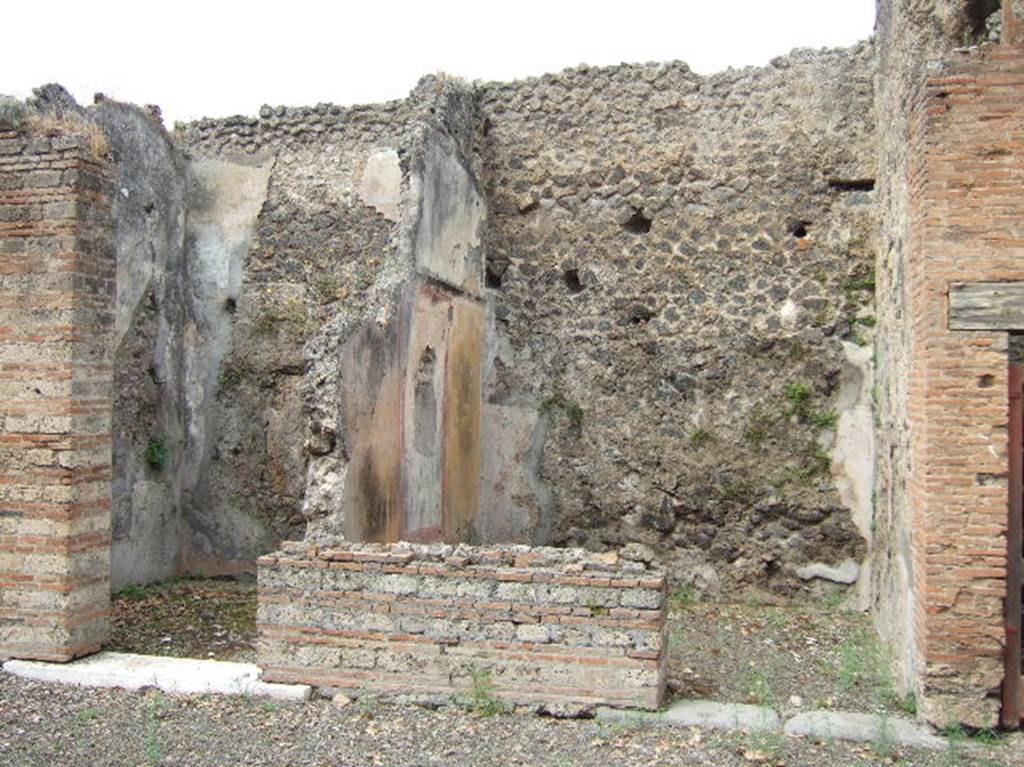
[359,148,402,221]
[3,652,311,701]
[796,559,860,584]
[784,710,946,749]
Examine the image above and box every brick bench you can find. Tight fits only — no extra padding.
[257,542,667,710]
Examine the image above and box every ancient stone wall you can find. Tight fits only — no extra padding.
[872,0,970,707]
[257,541,666,710]
[94,100,189,588]
[183,79,491,561]
[476,47,877,594]
[0,123,115,660]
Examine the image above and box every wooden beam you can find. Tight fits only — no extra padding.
[948,282,1024,331]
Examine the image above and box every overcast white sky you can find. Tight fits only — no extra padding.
[2,1,876,126]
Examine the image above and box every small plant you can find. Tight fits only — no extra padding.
[115,583,148,601]
[899,692,917,716]
[261,701,279,713]
[143,693,164,766]
[75,706,100,724]
[743,666,778,709]
[688,428,711,448]
[0,95,26,129]
[743,406,774,448]
[670,584,696,611]
[311,274,345,304]
[355,690,379,718]
[541,392,584,429]
[145,436,168,471]
[253,295,315,338]
[841,271,876,299]
[784,382,813,414]
[720,478,758,505]
[806,409,838,429]
[461,665,509,716]
[872,710,896,760]
[217,363,248,392]
[742,729,785,762]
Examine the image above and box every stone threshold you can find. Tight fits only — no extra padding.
[2,652,311,702]
[596,700,948,750]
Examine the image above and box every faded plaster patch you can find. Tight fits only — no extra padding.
[358,148,402,221]
[831,341,874,545]
[412,135,485,296]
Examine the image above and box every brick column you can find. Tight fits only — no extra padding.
[0,125,115,661]
[906,47,1024,726]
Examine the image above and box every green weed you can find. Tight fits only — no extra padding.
[461,665,510,716]
[743,666,778,709]
[115,583,149,601]
[743,406,774,447]
[76,706,100,723]
[143,693,164,766]
[253,296,315,338]
[670,584,696,611]
[541,392,584,429]
[688,428,711,448]
[311,274,345,304]
[144,436,168,471]
[217,363,247,392]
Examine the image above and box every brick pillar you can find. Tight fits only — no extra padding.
[906,47,1024,726]
[0,125,115,661]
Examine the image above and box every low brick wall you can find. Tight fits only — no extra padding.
[257,542,667,710]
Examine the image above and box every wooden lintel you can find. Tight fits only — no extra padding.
[948,282,1024,331]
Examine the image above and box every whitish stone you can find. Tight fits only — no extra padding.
[516,624,551,643]
[784,711,946,749]
[663,701,781,732]
[332,692,353,707]
[795,559,860,584]
[3,652,311,701]
[779,299,800,328]
[597,700,780,732]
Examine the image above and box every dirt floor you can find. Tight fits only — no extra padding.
[666,592,912,719]
[107,576,257,662]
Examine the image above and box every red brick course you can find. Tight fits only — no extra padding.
[0,127,115,661]
[905,47,1024,725]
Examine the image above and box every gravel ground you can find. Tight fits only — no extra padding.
[1,672,1021,767]
[107,577,256,663]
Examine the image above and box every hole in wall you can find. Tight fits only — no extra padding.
[622,208,652,235]
[978,374,996,388]
[563,268,584,294]
[828,178,876,192]
[487,256,509,290]
[223,297,237,314]
[966,0,1001,38]
[626,305,656,324]
[791,221,811,239]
